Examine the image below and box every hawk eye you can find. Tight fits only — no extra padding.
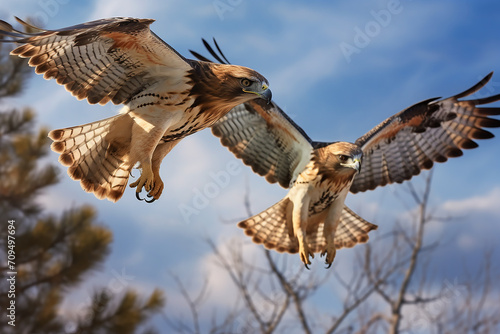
[240,78,252,87]
[338,155,349,163]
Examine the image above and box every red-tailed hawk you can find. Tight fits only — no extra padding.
[192,40,500,268]
[0,18,271,202]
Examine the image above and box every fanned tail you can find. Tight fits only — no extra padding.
[238,199,378,254]
[238,198,297,253]
[49,114,133,202]
[304,206,378,252]
[333,206,378,249]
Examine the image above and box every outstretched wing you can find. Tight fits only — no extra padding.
[351,73,500,193]
[0,17,191,105]
[191,39,313,188]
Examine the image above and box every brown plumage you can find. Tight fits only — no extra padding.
[192,39,500,268]
[0,17,271,202]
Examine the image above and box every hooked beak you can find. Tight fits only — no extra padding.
[259,85,272,104]
[244,84,272,104]
[353,159,361,173]
[243,84,273,104]
[342,157,361,174]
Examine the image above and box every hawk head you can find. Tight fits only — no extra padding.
[190,62,272,113]
[316,142,363,181]
[213,63,271,103]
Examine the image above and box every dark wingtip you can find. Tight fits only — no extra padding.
[14,16,43,33]
[203,38,227,64]
[190,38,232,65]
[213,37,231,64]
[189,49,211,62]
[0,20,13,33]
[454,72,494,99]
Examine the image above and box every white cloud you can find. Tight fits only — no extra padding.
[191,233,327,330]
[87,0,162,20]
[86,0,213,43]
[441,187,500,216]
[197,235,274,308]
[271,46,344,101]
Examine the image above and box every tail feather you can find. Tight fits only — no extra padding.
[238,199,378,254]
[338,207,378,247]
[309,206,378,251]
[49,115,132,202]
[238,198,298,253]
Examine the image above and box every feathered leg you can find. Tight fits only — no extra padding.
[127,108,181,199]
[291,191,314,269]
[136,139,181,201]
[321,202,345,268]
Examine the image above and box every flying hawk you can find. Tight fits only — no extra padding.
[192,39,500,268]
[0,18,271,202]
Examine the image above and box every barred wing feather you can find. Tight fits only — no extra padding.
[352,73,500,193]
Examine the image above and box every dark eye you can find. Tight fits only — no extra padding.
[338,155,349,163]
[240,78,252,87]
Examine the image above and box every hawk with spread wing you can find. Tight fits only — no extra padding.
[0,18,271,202]
[192,40,500,268]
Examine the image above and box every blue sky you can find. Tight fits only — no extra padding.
[2,1,500,332]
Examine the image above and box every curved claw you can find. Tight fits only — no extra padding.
[304,263,310,270]
[136,192,145,201]
[145,194,156,203]
[325,262,333,269]
[136,191,156,203]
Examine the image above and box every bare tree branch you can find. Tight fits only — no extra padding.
[264,249,312,334]
[388,171,433,334]
[167,171,500,334]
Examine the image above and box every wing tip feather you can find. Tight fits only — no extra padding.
[453,72,494,99]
